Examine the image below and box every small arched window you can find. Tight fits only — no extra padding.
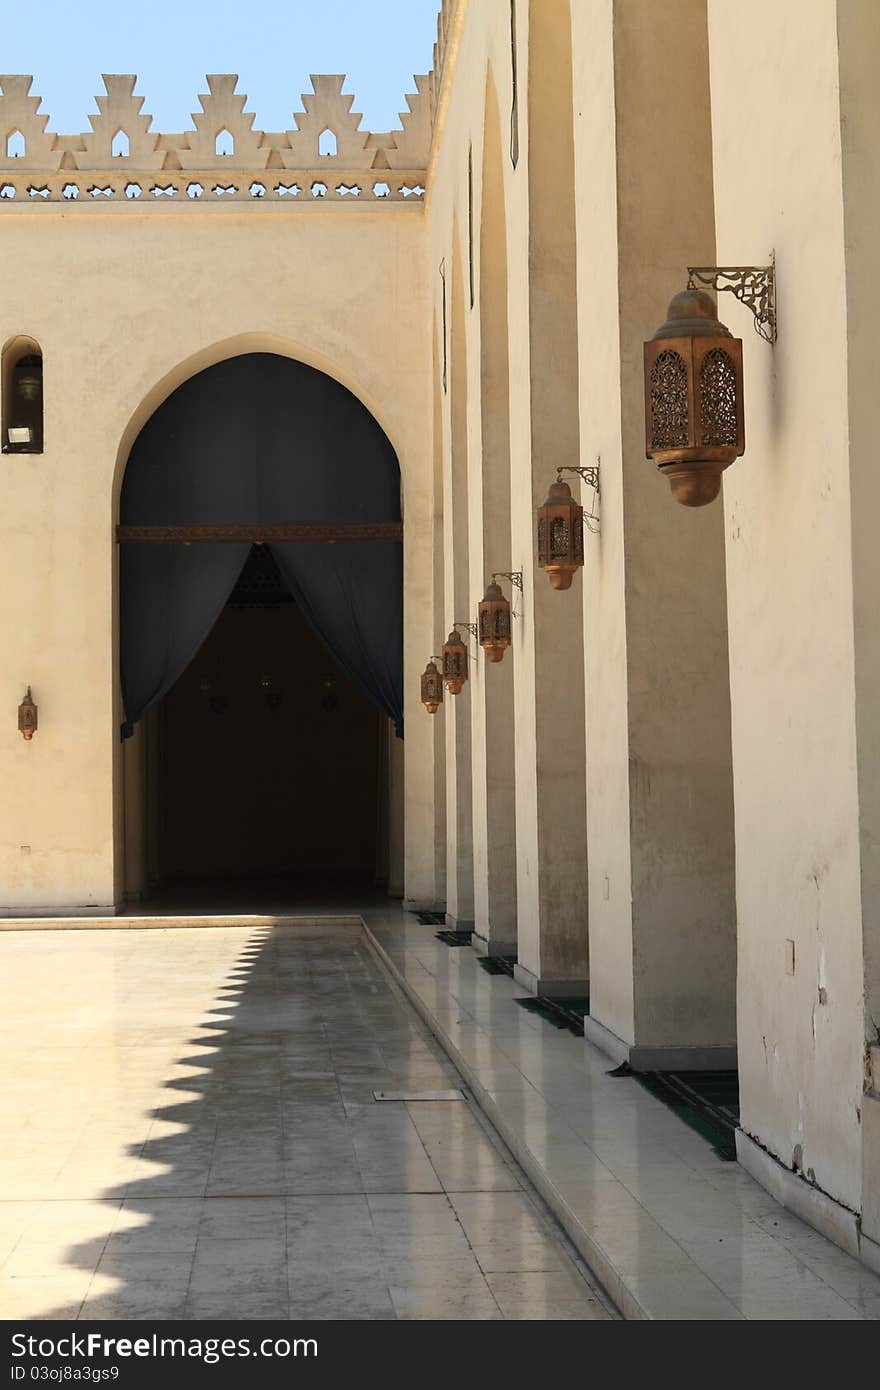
[112,129,130,158]
[215,128,234,157]
[6,130,25,159]
[2,337,43,453]
[318,128,337,158]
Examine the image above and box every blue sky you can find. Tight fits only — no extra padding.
[1,0,440,135]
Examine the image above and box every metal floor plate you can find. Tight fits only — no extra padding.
[373,1088,465,1102]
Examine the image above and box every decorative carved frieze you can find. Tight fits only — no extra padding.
[0,70,432,206]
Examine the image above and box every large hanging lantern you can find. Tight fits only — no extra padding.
[477,581,511,663]
[536,478,584,589]
[442,628,468,695]
[420,659,444,714]
[644,288,744,507]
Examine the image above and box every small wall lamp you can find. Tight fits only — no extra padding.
[478,572,522,663]
[536,465,599,589]
[18,686,37,740]
[420,657,444,714]
[442,623,476,695]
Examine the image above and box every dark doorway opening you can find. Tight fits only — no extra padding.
[139,546,389,910]
[118,352,406,912]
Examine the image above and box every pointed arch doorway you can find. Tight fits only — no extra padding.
[117,352,404,909]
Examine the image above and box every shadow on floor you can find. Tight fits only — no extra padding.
[8,919,606,1321]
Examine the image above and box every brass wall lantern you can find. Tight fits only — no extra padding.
[442,624,475,695]
[644,264,775,507]
[18,686,37,740]
[420,658,444,714]
[536,465,599,589]
[478,573,522,662]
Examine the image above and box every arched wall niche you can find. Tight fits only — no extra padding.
[2,333,43,453]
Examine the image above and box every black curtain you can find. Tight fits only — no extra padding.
[120,354,403,735]
[272,542,403,733]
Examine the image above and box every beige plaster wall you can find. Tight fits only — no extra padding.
[709,0,865,1208]
[0,203,434,911]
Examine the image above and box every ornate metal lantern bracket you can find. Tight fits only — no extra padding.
[686,261,776,344]
[453,621,478,639]
[491,570,523,593]
[557,463,601,534]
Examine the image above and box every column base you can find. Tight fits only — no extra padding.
[0,903,118,919]
[513,962,588,999]
[583,1014,737,1072]
[445,912,475,931]
[471,931,517,958]
[736,1128,880,1277]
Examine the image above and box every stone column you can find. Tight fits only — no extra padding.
[443,226,475,930]
[709,0,880,1241]
[468,72,518,957]
[506,0,589,996]
[573,0,737,1067]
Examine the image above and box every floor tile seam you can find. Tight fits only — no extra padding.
[362,1187,405,1316]
[277,1049,293,1310]
[78,1206,139,1315]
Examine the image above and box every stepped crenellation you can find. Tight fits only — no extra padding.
[0,70,432,206]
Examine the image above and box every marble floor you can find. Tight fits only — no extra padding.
[365,910,880,1321]
[0,922,613,1321]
